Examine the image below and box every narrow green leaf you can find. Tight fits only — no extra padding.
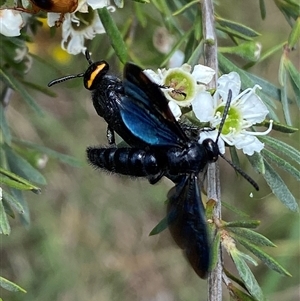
[259,42,286,63]
[262,159,298,211]
[149,216,168,236]
[98,7,128,63]
[288,16,300,48]
[284,59,300,93]
[237,237,292,276]
[0,69,44,115]
[224,220,260,229]
[186,38,204,67]
[247,152,265,175]
[279,56,292,125]
[210,231,221,271]
[2,198,15,218]
[11,189,30,226]
[4,145,47,186]
[2,189,24,213]
[259,0,266,19]
[0,167,41,193]
[0,102,12,144]
[259,120,298,133]
[216,17,261,38]
[259,135,300,164]
[160,28,193,67]
[172,0,198,16]
[12,138,81,167]
[0,276,27,293]
[20,79,57,97]
[222,201,249,218]
[228,227,276,247]
[0,199,11,235]
[230,250,265,301]
[0,176,38,192]
[230,285,258,301]
[224,268,248,291]
[262,149,300,181]
[216,24,254,41]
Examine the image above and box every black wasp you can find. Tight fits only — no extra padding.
[49,51,259,279]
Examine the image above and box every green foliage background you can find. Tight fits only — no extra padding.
[0,1,299,300]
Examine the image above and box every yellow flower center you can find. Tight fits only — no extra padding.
[216,105,241,135]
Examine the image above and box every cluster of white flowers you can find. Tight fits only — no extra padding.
[145,65,273,156]
[0,0,114,55]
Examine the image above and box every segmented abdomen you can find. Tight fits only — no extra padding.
[87,147,162,176]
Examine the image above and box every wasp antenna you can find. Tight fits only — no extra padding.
[216,89,232,143]
[48,73,85,87]
[219,152,259,191]
[85,49,93,65]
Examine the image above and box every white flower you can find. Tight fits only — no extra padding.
[0,9,24,37]
[193,72,273,156]
[61,8,105,55]
[47,0,115,55]
[144,63,215,107]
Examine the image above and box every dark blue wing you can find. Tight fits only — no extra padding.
[119,62,188,147]
[167,175,210,279]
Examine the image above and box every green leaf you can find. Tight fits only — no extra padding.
[259,120,298,133]
[223,220,260,229]
[4,145,47,186]
[259,135,300,164]
[279,55,292,125]
[0,198,11,235]
[98,7,128,64]
[11,189,30,226]
[0,68,44,116]
[0,102,12,144]
[12,138,81,167]
[2,189,24,214]
[288,16,300,48]
[230,285,258,301]
[160,28,193,67]
[210,231,221,271]
[247,152,265,175]
[2,198,15,218]
[0,276,26,293]
[284,59,300,94]
[172,0,198,16]
[216,17,261,38]
[259,0,266,19]
[0,176,39,192]
[0,167,41,194]
[262,149,300,181]
[230,250,265,301]
[262,159,298,211]
[237,237,292,276]
[20,79,57,97]
[228,227,276,247]
[222,201,250,218]
[149,216,168,236]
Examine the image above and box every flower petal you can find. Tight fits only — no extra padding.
[191,64,215,84]
[228,134,264,155]
[0,10,24,37]
[239,89,269,124]
[168,101,182,120]
[192,91,215,122]
[217,72,241,101]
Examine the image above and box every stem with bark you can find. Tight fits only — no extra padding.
[201,0,223,300]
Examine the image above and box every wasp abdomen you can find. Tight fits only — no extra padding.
[87,147,162,176]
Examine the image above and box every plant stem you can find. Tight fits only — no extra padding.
[201,0,223,300]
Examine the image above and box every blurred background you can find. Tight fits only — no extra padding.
[1,0,299,300]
